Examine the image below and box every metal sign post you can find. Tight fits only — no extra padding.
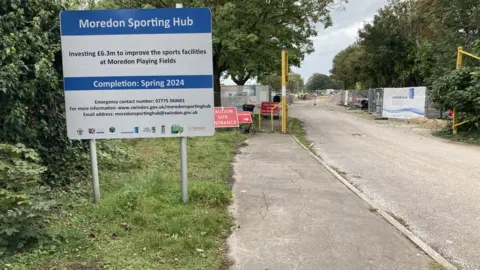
[76,5,101,203]
[176,3,188,204]
[89,139,100,202]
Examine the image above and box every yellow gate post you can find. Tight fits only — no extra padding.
[452,46,480,134]
[281,47,288,133]
[453,46,463,134]
[258,113,261,131]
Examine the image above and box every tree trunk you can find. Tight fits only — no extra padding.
[214,71,222,107]
[231,74,251,85]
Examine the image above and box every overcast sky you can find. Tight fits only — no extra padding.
[292,0,388,81]
[222,0,388,85]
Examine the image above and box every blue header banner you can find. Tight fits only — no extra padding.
[60,8,212,36]
[64,75,213,90]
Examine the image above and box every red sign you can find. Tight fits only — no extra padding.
[237,111,253,124]
[261,102,280,115]
[214,107,239,128]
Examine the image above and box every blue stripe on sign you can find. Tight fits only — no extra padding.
[383,108,425,115]
[60,8,212,36]
[64,75,213,90]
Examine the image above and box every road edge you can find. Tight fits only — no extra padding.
[290,134,457,270]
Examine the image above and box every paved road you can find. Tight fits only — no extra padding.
[290,99,480,269]
[228,134,430,270]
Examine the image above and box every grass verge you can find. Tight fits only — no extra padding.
[287,118,311,147]
[429,261,446,270]
[3,130,246,270]
[434,129,480,145]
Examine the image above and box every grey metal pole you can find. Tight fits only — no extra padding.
[90,139,100,203]
[76,5,100,203]
[176,2,188,203]
[180,137,188,203]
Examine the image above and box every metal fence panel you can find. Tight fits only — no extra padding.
[424,87,442,119]
[221,85,271,113]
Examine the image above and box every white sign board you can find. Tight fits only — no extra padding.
[382,87,426,119]
[60,8,214,139]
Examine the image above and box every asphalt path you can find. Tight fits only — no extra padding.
[290,99,480,269]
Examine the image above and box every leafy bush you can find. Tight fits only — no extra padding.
[431,66,480,131]
[97,140,142,172]
[0,143,54,253]
[0,0,90,185]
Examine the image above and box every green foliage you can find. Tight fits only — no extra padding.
[306,73,342,91]
[3,132,246,269]
[0,0,90,185]
[223,0,342,84]
[331,0,480,89]
[287,73,305,92]
[434,128,480,144]
[258,72,304,92]
[97,140,141,172]
[331,44,371,89]
[97,0,345,103]
[0,143,54,252]
[431,67,480,129]
[287,118,310,148]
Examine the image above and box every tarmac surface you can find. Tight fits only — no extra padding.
[228,133,431,270]
[290,99,480,269]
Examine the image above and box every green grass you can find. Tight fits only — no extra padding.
[429,261,446,270]
[434,129,480,145]
[3,131,246,270]
[288,117,311,147]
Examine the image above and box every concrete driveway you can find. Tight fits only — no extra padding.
[290,99,480,269]
[228,133,431,270]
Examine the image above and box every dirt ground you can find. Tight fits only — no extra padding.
[323,92,449,134]
[290,99,480,270]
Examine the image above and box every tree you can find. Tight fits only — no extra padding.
[306,73,341,91]
[331,44,371,89]
[258,74,281,92]
[287,73,305,92]
[358,0,427,87]
[258,72,304,92]
[306,73,329,91]
[1,0,90,185]
[98,0,344,105]
[331,0,480,90]
[430,66,480,130]
[415,0,480,83]
[331,0,431,89]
